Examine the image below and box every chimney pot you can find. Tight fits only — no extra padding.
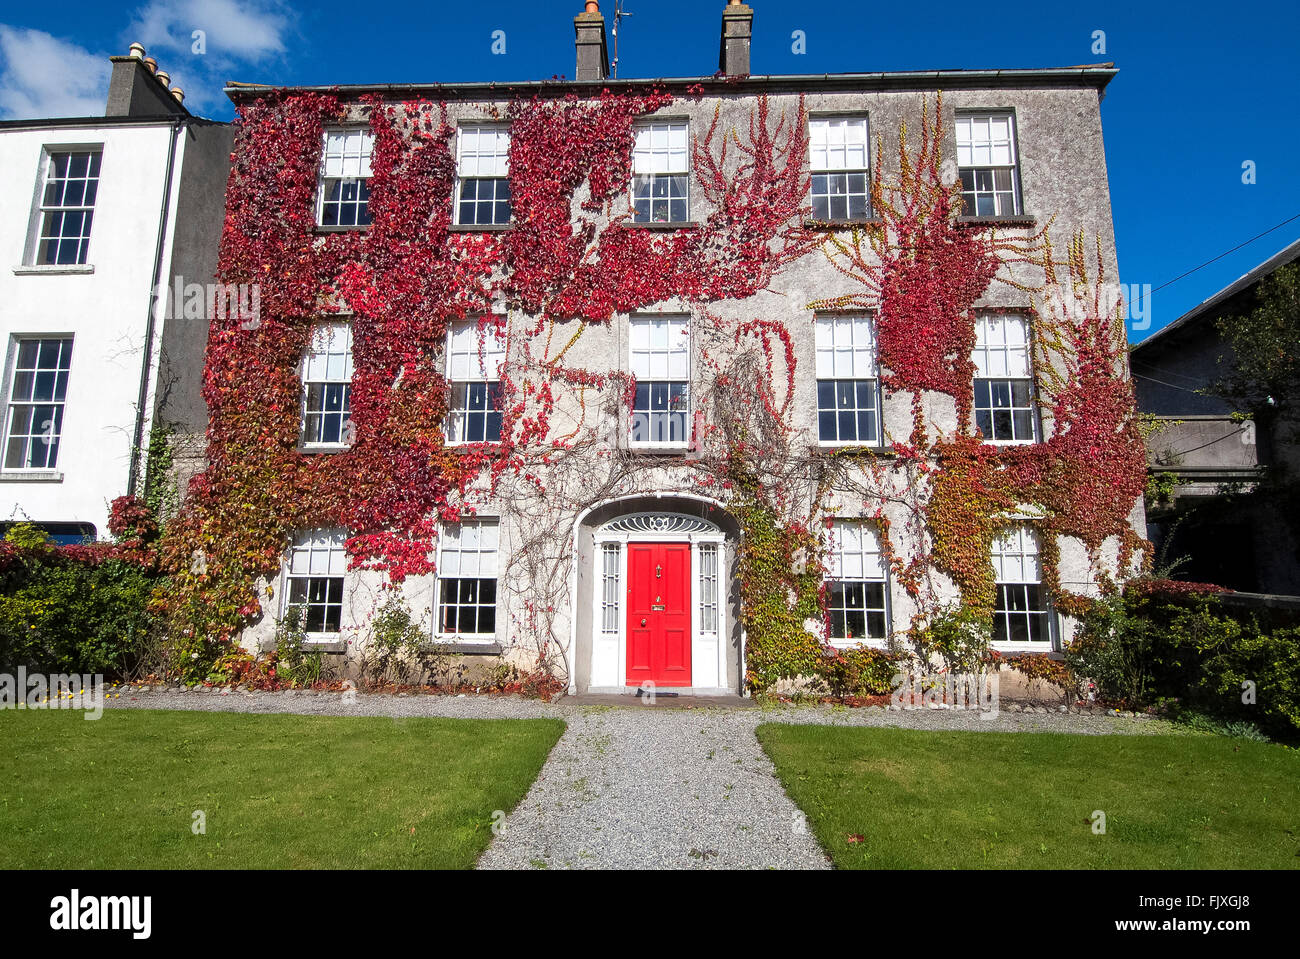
[106,51,188,117]
[719,2,753,76]
[170,87,185,104]
[585,0,599,11]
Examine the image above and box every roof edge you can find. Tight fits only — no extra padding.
[1132,236,1300,353]
[0,114,227,131]
[224,65,1119,103]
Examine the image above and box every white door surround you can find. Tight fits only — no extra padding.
[580,507,731,695]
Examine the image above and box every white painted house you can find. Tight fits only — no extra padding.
[0,45,230,541]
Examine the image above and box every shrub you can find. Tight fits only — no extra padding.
[1003,652,1079,700]
[1068,583,1300,740]
[1188,622,1300,738]
[358,597,448,687]
[913,603,992,673]
[274,606,327,687]
[818,645,902,699]
[1064,591,1156,706]
[0,524,160,676]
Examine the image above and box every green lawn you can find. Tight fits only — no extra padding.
[757,724,1300,869]
[0,709,563,869]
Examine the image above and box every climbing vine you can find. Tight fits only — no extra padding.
[810,95,1148,647]
[161,85,1147,690]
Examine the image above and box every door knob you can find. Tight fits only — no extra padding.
[641,618,647,627]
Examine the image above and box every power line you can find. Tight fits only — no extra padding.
[1130,358,1207,386]
[1132,371,1204,394]
[1130,211,1300,309]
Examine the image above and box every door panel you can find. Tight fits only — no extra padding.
[625,542,692,687]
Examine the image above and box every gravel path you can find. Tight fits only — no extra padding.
[101,687,1164,869]
[477,707,831,870]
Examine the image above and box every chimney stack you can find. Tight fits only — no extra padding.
[574,1,609,82]
[105,43,190,118]
[719,0,753,76]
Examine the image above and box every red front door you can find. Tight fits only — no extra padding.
[626,542,692,687]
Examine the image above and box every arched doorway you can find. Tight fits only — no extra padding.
[568,496,742,695]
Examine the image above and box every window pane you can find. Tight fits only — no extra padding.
[36,151,101,265]
[991,527,1049,645]
[301,323,353,445]
[5,337,72,469]
[1013,410,1034,440]
[437,522,500,635]
[629,318,690,444]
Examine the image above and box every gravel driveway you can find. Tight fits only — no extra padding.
[101,686,1162,869]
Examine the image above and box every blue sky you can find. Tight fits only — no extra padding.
[1,0,1297,341]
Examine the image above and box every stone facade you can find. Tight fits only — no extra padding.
[228,61,1141,693]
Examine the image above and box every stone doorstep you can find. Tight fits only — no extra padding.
[563,692,758,709]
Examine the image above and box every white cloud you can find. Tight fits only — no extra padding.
[0,27,111,120]
[0,2,290,121]
[123,0,292,112]
[126,0,289,62]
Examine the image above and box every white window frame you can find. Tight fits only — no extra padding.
[955,112,1021,217]
[454,124,512,227]
[2,335,73,474]
[699,542,720,636]
[282,527,348,641]
[445,319,506,446]
[628,315,691,450]
[28,147,103,266]
[299,321,354,450]
[631,120,690,224]
[972,312,1038,446]
[434,518,501,643]
[808,116,870,221]
[814,314,882,447]
[823,519,891,649]
[317,129,374,228]
[990,522,1056,651]
[600,542,622,637]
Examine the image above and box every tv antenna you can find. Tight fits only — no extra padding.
[611,0,632,78]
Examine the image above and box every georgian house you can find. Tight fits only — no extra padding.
[198,0,1146,694]
[0,45,231,541]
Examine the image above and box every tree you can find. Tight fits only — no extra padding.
[1211,261,1300,422]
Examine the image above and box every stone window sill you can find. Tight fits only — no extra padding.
[297,443,352,455]
[629,445,692,456]
[302,639,348,654]
[13,264,94,275]
[621,221,699,231]
[992,643,1059,656]
[957,215,1037,227]
[802,218,882,230]
[0,470,64,482]
[428,641,503,655]
[817,444,894,457]
[447,223,514,233]
[313,224,370,234]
